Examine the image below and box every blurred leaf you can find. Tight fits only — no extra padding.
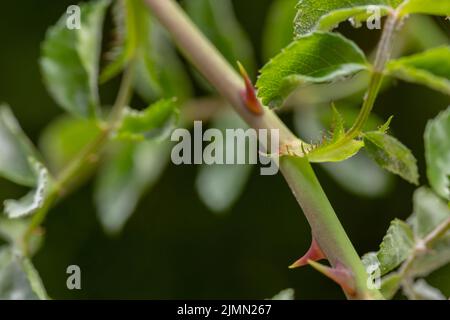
[411,187,450,238]
[117,98,179,141]
[40,0,110,117]
[196,164,253,213]
[364,131,419,185]
[407,279,446,300]
[134,3,192,102]
[256,32,368,108]
[100,0,140,83]
[262,0,297,61]
[0,246,48,300]
[185,0,255,72]
[409,235,450,278]
[387,47,450,96]
[39,115,101,173]
[424,107,450,199]
[0,218,43,255]
[94,140,170,234]
[4,160,50,219]
[399,0,450,17]
[270,288,295,300]
[380,272,402,299]
[0,105,40,186]
[196,112,253,213]
[294,0,401,37]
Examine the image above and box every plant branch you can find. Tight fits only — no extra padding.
[144,0,382,300]
[23,64,135,253]
[347,11,400,138]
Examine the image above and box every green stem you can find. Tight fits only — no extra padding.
[23,64,135,252]
[144,0,382,299]
[347,12,400,138]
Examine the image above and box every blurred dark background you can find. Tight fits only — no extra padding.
[0,0,449,299]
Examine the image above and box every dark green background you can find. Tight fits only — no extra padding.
[0,0,449,299]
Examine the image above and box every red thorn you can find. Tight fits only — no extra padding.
[289,238,325,269]
[237,61,263,115]
[308,260,357,297]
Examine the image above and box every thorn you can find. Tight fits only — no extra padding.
[289,237,326,269]
[237,61,263,115]
[308,260,357,297]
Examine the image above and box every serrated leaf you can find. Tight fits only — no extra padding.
[94,140,170,234]
[0,247,48,300]
[377,219,415,275]
[39,115,101,173]
[185,0,255,72]
[399,0,450,17]
[117,99,178,141]
[364,131,419,185]
[4,160,50,219]
[387,47,450,96]
[263,0,298,61]
[100,0,140,83]
[294,0,402,37]
[40,0,110,117]
[294,105,392,197]
[307,138,364,162]
[196,112,253,213]
[256,32,368,108]
[0,105,40,186]
[380,273,402,299]
[411,187,450,238]
[425,107,450,199]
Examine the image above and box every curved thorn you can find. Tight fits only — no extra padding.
[237,61,263,115]
[289,237,326,269]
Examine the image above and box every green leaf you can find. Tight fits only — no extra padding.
[100,0,140,83]
[256,32,368,108]
[425,107,450,199]
[4,160,50,219]
[40,0,110,117]
[94,140,170,234]
[116,99,179,141]
[380,273,402,299]
[305,105,364,163]
[376,219,415,275]
[307,138,364,163]
[364,131,419,185]
[133,4,192,102]
[39,115,101,173]
[411,187,450,238]
[408,188,450,277]
[409,235,450,277]
[399,0,450,17]
[185,0,255,71]
[387,47,450,96]
[0,105,40,186]
[263,0,298,61]
[196,112,253,213]
[294,0,402,37]
[294,105,392,197]
[0,246,48,300]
